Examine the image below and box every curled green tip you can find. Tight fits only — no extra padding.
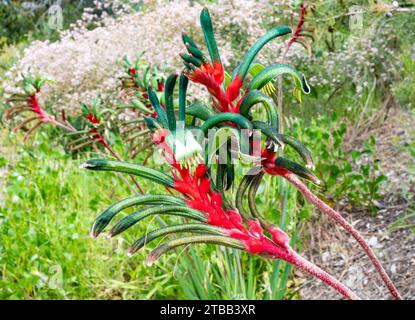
[200,7,222,66]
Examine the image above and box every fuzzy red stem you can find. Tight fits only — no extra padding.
[283,172,403,300]
[286,250,360,300]
[282,3,306,61]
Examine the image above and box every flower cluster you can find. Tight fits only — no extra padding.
[82,8,403,300]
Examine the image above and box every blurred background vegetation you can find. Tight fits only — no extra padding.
[0,0,414,299]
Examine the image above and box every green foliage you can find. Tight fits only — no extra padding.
[0,1,97,49]
[289,114,387,213]
[0,131,181,299]
[393,52,415,109]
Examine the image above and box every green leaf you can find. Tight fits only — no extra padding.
[131,99,152,114]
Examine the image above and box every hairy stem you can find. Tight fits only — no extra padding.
[286,250,360,300]
[283,172,402,300]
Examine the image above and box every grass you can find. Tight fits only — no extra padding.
[0,130,180,299]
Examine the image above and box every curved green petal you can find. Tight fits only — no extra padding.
[239,90,279,129]
[128,223,227,255]
[81,159,175,187]
[146,235,245,266]
[108,206,208,237]
[249,64,310,103]
[90,195,185,238]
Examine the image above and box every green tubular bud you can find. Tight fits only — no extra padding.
[200,113,253,135]
[164,73,178,131]
[215,163,226,193]
[127,223,227,255]
[181,32,199,50]
[234,26,291,82]
[277,134,314,169]
[183,61,195,72]
[108,206,208,237]
[239,90,279,129]
[235,169,259,221]
[185,102,215,121]
[249,64,311,97]
[252,121,314,167]
[178,71,189,122]
[252,121,283,148]
[274,157,321,185]
[185,43,206,62]
[147,86,168,128]
[247,171,274,230]
[225,163,234,191]
[146,235,245,266]
[200,8,222,66]
[80,159,176,187]
[143,116,160,132]
[90,195,185,238]
[180,53,202,67]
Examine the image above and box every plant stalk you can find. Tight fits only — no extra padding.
[283,172,402,300]
[285,250,360,300]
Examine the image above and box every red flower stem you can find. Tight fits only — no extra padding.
[282,172,403,300]
[282,4,306,62]
[286,250,360,300]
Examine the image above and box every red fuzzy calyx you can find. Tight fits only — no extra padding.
[28,94,53,123]
[85,113,100,125]
[169,155,292,258]
[226,76,243,103]
[185,63,231,112]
